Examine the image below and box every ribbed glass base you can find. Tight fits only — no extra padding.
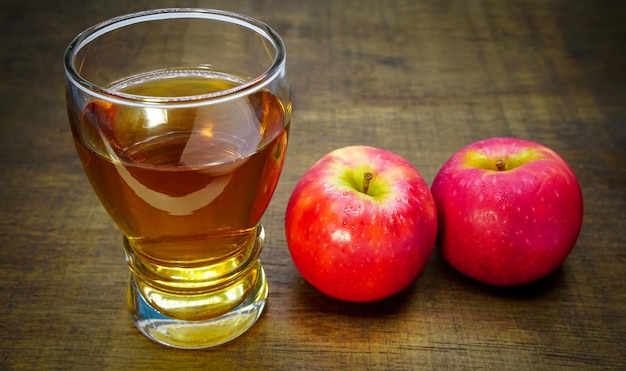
[127,267,268,349]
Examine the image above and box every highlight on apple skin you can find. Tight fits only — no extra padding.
[285,145,438,302]
[431,137,584,286]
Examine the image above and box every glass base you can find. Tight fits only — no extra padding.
[127,266,268,349]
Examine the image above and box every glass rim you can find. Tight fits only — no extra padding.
[63,8,287,108]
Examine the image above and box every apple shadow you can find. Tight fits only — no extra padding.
[437,254,567,299]
[292,275,421,318]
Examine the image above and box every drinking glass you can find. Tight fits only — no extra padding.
[64,8,291,348]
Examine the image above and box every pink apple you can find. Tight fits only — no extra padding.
[285,146,438,302]
[431,137,583,286]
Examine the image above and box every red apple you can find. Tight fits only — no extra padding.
[431,137,583,286]
[285,146,438,302]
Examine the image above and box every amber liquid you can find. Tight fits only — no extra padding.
[70,68,289,321]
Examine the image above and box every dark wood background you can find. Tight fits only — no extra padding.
[1,0,624,369]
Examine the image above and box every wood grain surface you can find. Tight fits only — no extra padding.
[1,0,624,369]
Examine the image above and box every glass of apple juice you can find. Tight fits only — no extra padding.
[64,8,291,348]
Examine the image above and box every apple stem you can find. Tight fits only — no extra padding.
[362,172,373,194]
[496,158,506,171]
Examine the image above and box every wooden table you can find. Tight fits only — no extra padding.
[2,0,624,369]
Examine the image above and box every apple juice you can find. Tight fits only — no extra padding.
[69,68,290,319]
